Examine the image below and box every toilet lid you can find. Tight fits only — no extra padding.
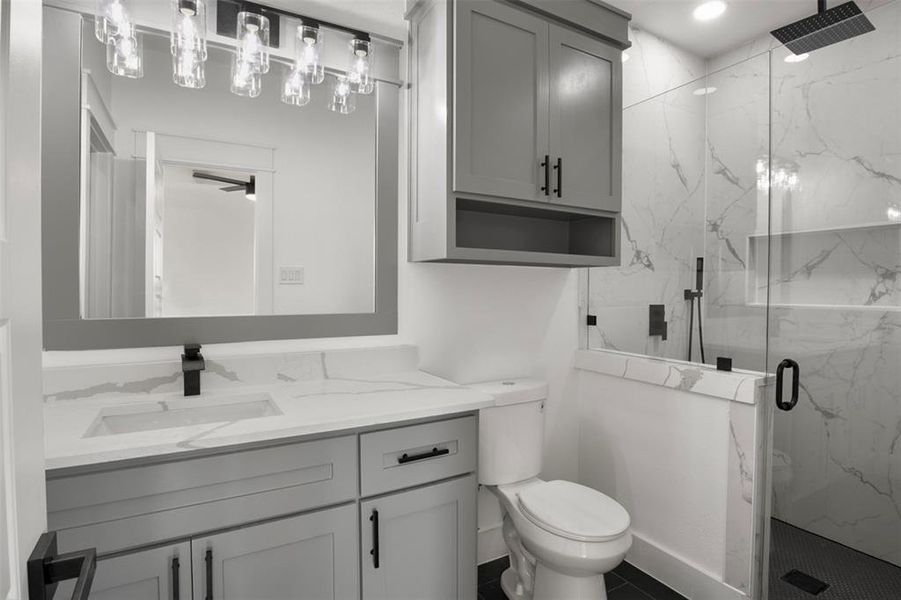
[517,480,630,543]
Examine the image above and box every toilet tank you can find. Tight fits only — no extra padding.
[473,379,548,485]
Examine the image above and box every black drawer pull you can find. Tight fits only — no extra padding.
[553,157,562,198]
[370,510,380,569]
[398,447,449,464]
[172,556,180,600]
[540,155,550,196]
[205,549,213,600]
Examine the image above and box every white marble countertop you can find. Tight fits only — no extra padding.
[44,369,494,472]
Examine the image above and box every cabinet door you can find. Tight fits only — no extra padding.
[454,1,549,201]
[56,543,191,600]
[549,26,622,212]
[192,504,359,600]
[361,475,477,600]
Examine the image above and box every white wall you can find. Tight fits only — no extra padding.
[161,166,256,316]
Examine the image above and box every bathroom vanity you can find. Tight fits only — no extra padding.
[43,347,490,600]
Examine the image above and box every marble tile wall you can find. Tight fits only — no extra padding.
[587,26,707,362]
[590,0,901,569]
[767,0,901,566]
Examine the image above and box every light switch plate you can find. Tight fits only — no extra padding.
[279,266,304,285]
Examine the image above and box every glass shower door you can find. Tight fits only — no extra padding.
[766,1,901,596]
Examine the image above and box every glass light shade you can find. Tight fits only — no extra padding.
[171,0,207,60]
[106,28,143,78]
[328,75,356,114]
[236,11,270,74]
[230,57,262,97]
[95,0,131,43]
[348,38,374,95]
[295,25,324,85]
[282,68,311,107]
[172,48,206,88]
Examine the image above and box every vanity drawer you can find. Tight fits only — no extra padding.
[360,415,477,496]
[48,435,357,554]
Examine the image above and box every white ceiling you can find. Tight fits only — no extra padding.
[605,0,884,58]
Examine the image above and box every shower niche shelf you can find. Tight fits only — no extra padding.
[746,221,901,309]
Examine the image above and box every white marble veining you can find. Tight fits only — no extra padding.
[574,349,770,405]
[43,346,495,471]
[623,26,706,108]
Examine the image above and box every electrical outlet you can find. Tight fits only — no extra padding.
[279,266,304,285]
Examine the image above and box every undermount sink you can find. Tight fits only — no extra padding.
[84,392,282,437]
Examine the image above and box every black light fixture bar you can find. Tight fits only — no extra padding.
[216,0,371,49]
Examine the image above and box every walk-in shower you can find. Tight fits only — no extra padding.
[587,0,901,596]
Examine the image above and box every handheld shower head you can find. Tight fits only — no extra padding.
[771,1,875,55]
[696,257,704,293]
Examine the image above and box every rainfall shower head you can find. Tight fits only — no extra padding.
[771,0,875,55]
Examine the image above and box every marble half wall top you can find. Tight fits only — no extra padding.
[575,348,772,405]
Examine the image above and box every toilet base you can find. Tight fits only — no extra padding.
[500,565,608,600]
[501,568,532,600]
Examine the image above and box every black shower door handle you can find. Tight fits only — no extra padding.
[776,358,800,411]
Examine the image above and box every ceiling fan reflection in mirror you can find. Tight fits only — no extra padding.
[192,170,256,201]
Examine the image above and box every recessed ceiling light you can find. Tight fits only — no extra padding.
[622,52,630,63]
[693,1,727,21]
[784,53,810,63]
[693,86,717,96]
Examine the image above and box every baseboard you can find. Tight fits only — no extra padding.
[478,524,508,565]
[628,533,748,600]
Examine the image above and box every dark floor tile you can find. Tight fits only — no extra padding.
[607,582,655,600]
[605,570,628,592]
[477,580,507,600]
[478,555,510,586]
[769,518,901,600]
[613,561,688,600]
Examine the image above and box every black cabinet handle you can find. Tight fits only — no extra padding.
[397,447,449,464]
[205,549,213,600]
[370,510,380,569]
[540,155,550,196]
[776,358,800,411]
[172,556,180,600]
[27,532,97,600]
[553,157,562,198]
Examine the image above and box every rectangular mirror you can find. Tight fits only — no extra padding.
[42,4,400,349]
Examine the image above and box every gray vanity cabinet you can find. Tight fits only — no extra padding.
[361,475,477,600]
[454,1,550,202]
[56,543,191,600]
[192,505,359,600]
[408,0,630,267]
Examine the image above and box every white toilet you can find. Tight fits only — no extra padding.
[475,379,632,600]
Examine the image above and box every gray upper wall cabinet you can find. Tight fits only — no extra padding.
[408,0,630,268]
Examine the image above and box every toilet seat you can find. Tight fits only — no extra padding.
[517,480,630,543]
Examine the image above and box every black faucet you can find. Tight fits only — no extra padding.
[181,344,205,396]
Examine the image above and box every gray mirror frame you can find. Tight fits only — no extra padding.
[41,8,398,350]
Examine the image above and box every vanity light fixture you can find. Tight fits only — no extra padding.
[96,0,143,78]
[693,1,727,21]
[94,0,378,112]
[347,37,374,95]
[296,24,325,84]
[231,11,269,97]
[282,65,311,107]
[328,75,356,114]
[171,0,208,88]
[693,86,717,96]
[106,23,143,78]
